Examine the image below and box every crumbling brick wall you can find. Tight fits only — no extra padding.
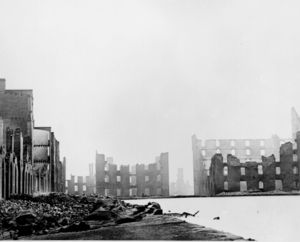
[93,152,169,197]
[209,141,300,195]
[261,155,276,191]
[193,134,286,196]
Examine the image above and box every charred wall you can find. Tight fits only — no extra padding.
[83,152,169,197]
[209,137,300,195]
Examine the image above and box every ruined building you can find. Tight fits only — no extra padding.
[95,152,169,197]
[0,79,34,199]
[66,163,95,195]
[66,152,169,197]
[209,132,300,195]
[192,108,299,196]
[0,79,66,199]
[33,127,66,193]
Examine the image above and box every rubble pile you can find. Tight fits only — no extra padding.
[0,193,163,239]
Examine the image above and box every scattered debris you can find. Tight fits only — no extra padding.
[165,210,199,218]
[0,193,166,239]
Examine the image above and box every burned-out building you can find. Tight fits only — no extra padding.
[33,127,66,193]
[209,132,300,195]
[66,163,95,195]
[0,79,66,199]
[0,79,34,199]
[193,108,300,196]
[84,152,169,197]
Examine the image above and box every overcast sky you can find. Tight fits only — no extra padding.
[1,0,300,184]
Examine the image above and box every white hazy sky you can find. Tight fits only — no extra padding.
[1,0,300,184]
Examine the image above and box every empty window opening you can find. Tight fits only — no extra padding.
[258,165,263,175]
[293,166,298,174]
[260,150,265,156]
[293,154,298,162]
[117,188,121,196]
[129,188,137,196]
[230,140,235,147]
[117,176,121,182]
[216,140,220,147]
[246,149,251,156]
[223,166,228,176]
[130,165,136,174]
[245,140,250,146]
[231,149,236,156]
[145,164,149,170]
[144,188,150,196]
[276,167,281,175]
[201,150,206,156]
[83,185,86,192]
[241,167,245,176]
[259,181,264,190]
[224,181,229,191]
[216,149,221,154]
[260,140,265,146]
[130,176,136,186]
[240,181,247,192]
[157,174,161,182]
[104,164,109,171]
[293,142,298,150]
[74,185,78,192]
[104,175,109,183]
[223,156,227,163]
[275,180,283,191]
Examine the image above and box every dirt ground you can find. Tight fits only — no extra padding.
[23,215,248,241]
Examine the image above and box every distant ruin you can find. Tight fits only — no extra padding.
[66,152,169,197]
[193,108,300,196]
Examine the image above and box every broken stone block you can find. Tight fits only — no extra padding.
[84,207,117,221]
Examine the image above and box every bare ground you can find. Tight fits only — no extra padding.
[23,215,248,241]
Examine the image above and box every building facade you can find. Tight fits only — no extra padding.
[67,152,169,197]
[33,127,66,194]
[209,133,300,195]
[66,162,95,195]
[95,152,169,197]
[0,79,34,199]
[193,108,300,196]
[0,79,66,199]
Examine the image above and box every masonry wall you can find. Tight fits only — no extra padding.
[33,127,65,194]
[193,134,289,196]
[68,152,169,197]
[0,80,34,199]
[209,138,300,195]
[0,80,65,199]
[95,153,105,195]
[0,127,33,199]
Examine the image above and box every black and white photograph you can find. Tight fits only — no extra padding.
[0,0,300,241]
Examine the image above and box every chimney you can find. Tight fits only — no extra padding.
[0,79,6,92]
